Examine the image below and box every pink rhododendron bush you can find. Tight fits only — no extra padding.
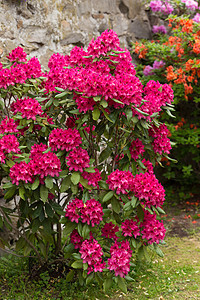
[0,30,174,292]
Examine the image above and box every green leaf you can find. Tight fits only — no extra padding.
[4,186,16,200]
[137,205,144,221]
[84,167,96,173]
[65,269,75,282]
[63,222,77,236]
[60,176,71,193]
[99,147,112,163]
[86,273,94,285]
[71,172,80,185]
[112,98,124,104]
[134,106,149,116]
[45,177,54,189]
[111,197,121,214]
[71,260,83,269]
[55,87,65,92]
[40,185,48,202]
[154,244,164,257]
[55,91,69,98]
[100,99,108,108]
[116,276,127,293]
[93,96,101,102]
[103,191,114,202]
[82,224,90,239]
[103,277,113,292]
[131,196,138,208]
[79,176,91,190]
[101,107,113,123]
[138,160,146,169]
[125,275,135,282]
[32,177,40,190]
[19,186,25,200]
[92,107,100,121]
[156,207,166,214]
[45,203,54,218]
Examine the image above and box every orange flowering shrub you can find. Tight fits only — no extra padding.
[132,15,200,199]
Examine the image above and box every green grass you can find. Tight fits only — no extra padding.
[0,235,200,299]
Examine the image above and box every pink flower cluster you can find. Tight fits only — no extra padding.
[87,29,120,58]
[140,211,166,244]
[149,124,172,154]
[0,117,18,134]
[108,241,132,277]
[0,51,42,90]
[81,168,102,188]
[70,229,83,249]
[9,161,32,184]
[9,144,61,185]
[101,222,119,240]
[152,25,167,34]
[150,0,174,14]
[121,219,140,238]
[129,138,145,160]
[181,0,198,10]
[131,172,165,208]
[143,65,155,76]
[65,198,103,227]
[0,134,20,163]
[66,147,90,172]
[141,81,174,118]
[11,98,43,120]
[80,239,106,274]
[140,159,154,174]
[193,13,200,23]
[49,128,82,151]
[106,169,134,194]
[153,60,165,69]
[7,46,27,62]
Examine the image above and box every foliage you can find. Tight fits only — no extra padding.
[0,31,174,292]
[132,13,200,199]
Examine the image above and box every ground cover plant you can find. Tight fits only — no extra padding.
[133,0,200,200]
[0,30,175,293]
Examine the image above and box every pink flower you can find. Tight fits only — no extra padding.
[140,211,166,244]
[0,116,18,134]
[152,25,167,34]
[130,172,165,208]
[65,198,103,227]
[49,128,82,152]
[10,161,32,185]
[0,135,20,154]
[121,219,140,238]
[29,143,48,160]
[29,151,61,180]
[81,168,102,188]
[66,147,90,172]
[65,198,84,223]
[143,65,155,76]
[108,241,132,277]
[81,199,103,226]
[140,159,154,174]
[70,229,83,249]
[106,169,134,194]
[149,124,172,154]
[193,13,200,23]
[153,60,165,69]
[11,98,43,120]
[87,29,120,58]
[101,222,119,240]
[129,138,145,160]
[7,47,27,62]
[80,239,106,274]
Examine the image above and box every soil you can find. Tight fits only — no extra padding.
[163,199,200,238]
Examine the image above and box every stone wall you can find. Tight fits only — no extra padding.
[0,0,153,69]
